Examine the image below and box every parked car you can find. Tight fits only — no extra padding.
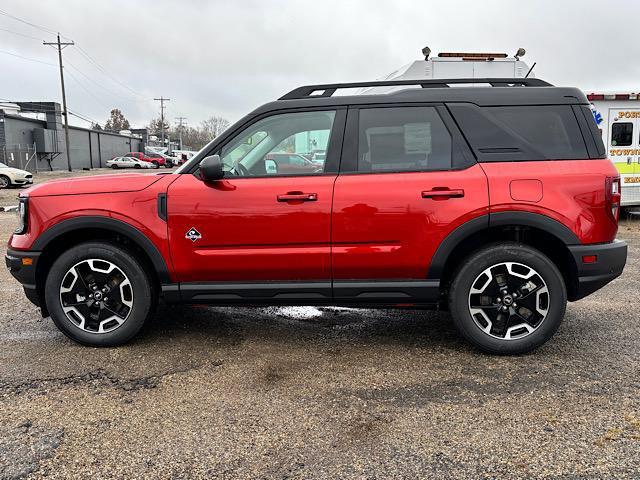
[311,150,326,165]
[264,152,322,175]
[0,162,33,188]
[124,152,170,168]
[107,157,158,169]
[6,78,627,353]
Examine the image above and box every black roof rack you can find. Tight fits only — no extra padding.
[279,78,553,100]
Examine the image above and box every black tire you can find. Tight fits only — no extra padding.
[448,242,566,355]
[165,161,173,168]
[111,164,118,169]
[44,242,155,347]
[152,161,159,167]
[134,164,141,169]
[0,174,10,188]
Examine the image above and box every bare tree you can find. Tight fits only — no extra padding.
[200,116,230,141]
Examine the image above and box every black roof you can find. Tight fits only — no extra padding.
[251,78,589,116]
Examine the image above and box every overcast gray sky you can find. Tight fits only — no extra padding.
[1,0,639,130]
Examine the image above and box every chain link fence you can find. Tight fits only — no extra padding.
[1,143,39,171]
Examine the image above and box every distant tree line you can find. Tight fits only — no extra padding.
[148,115,230,150]
[92,108,230,150]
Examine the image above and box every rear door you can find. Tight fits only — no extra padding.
[608,108,640,205]
[331,104,488,301]
[608,108,638,175]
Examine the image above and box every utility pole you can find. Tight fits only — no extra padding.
[44,33,74,172]
[153,97,170,149]
[175,116,187,150]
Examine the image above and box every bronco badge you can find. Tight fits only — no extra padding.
[185,227,202,242]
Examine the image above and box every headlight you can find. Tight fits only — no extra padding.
[14,196,28,234]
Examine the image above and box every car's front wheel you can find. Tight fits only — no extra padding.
[0,174,10,188]
[448,242,566,355]
[44,242,155,346]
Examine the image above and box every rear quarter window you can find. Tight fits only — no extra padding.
[448,104,589,161]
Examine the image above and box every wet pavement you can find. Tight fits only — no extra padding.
[0,182,639,478]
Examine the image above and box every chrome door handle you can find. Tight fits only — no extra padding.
[277,192,318,202]
[421,189,465,199]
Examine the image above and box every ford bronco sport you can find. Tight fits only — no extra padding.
[6,78,627,354]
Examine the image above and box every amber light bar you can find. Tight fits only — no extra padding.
[438,52,508,58]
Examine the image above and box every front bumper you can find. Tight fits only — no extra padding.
[568,240,627,301]
[5,248,41,307]
[13,178,33,185]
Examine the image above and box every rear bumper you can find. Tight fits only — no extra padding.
[5,248,41,307]
[568,240,627,301]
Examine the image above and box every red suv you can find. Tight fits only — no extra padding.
[125,152,172,168]
[6,78,627,353]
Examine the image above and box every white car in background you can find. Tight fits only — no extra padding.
[0,162,33,188]
[106,157,158,169]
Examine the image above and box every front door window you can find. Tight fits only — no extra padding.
[219,110,336,176]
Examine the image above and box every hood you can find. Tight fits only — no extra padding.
[1,166,30,176]
[24,172,166,198]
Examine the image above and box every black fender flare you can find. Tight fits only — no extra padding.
[427,211,580,279]
[32,216,171,284]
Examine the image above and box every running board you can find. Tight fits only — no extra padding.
[161,280,440,306]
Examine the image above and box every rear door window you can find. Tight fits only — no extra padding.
[355,107,452,172]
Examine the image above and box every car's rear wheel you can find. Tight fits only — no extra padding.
[0,175,10,188]
[44,242,155,346]
[448,242,566,355]
[111,164,118,169]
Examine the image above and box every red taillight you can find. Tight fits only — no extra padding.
[582,255,597,264]
[605,176,621,222]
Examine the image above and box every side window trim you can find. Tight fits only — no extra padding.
[339,103,475,174]
[573,105,604,159]
[193,107,347,177]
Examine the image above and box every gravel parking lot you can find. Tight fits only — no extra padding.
[0,171,639,479]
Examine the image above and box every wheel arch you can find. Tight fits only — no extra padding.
[430,212,581,301]
[33,217,170,314]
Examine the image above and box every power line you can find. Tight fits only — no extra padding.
[65,68,111,109]
[0,97,102,126]
[1,9,144,101]
[75,45,146,98]
[0,48,55,65]
[68,110,99,125]
[0,8,58,35]
[0,26,43,41]
[65,59,145,104]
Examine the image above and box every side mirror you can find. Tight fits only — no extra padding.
[199,155,224,181]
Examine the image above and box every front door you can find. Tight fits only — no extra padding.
[331,105,489,300]
[167,109,343,286]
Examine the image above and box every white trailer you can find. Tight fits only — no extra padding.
[360,47,534,94]
[586,93,640,206]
